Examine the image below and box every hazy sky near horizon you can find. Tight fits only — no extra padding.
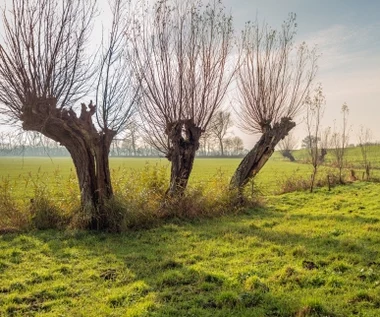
[224,0,380,147]
[0,0,379,149]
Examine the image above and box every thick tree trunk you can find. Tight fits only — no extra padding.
[90,131,116,230]
[20,96,116,230]
[166,119,202,196]
[66,142,97,208]
[230,117,296,192]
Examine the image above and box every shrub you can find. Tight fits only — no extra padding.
[0,178,29,231]
[2,162,249,232]
[279,167,342,194]
[30,192,69,230]
[109,165,242,229]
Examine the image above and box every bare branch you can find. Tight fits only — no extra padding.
[331,103,350,183]
[209,110,233,156]
[305,83,325,192]
[230,14,317,192]
[0,0,96,123]
[95,0,141,134]
[236,14,318,134]
[132,0,237,195]
[133,0,236,153]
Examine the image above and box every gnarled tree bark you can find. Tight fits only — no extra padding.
[133,0,235,197]
[230,117,296,192]
[21,96,116,230]
[0,0,136,231]
[166,119,202,196]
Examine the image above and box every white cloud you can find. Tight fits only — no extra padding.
[303,23,380,72]
[293,22,380,143]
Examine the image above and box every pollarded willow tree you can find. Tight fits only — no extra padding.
[278,131,297,162]
[0,0,140,230]
[133,0,236,196]
[230,14,318,192]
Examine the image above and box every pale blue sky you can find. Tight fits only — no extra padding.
[1,0,379,147]
[223,0,380,146]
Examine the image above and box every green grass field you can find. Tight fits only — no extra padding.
[0,156,314,201]
[1,182,380,316]
[272,145,380,169]
[0,155,380,316]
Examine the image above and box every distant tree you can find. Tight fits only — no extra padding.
[133,0,236,196]
[0,129,71,156]
[231,136,245,156]
[223,137,233,156]
[278,131,297,162]
[305,84,325,193]
[0,131,21,155]
[209,111,233,156]
[331,103,349,183]
[110,139,123,156]
[123,121,140,156]
[230,14,317,194]
[301,135,320,149]
[0,0,140,230]
[199,130,213,156]
[358,126,372,180]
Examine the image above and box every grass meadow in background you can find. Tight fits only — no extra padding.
[0,151,380,316]
[271,144,380,170]
[0,156,313,200]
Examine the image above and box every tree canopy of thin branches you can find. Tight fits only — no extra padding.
[209,110,233,156]
[133,0,236,196]
[0,0,140,230]
[305,84,325,192]
[331,103,349,184]
[358,126,373,180]
[230,14,318,192]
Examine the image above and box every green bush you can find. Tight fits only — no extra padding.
[279,167,342,193]
[0,161,306,232]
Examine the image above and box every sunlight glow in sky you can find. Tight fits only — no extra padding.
[224,0,380,147]
[0,0,379,149]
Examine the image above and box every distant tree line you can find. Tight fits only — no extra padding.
[1,113,246,157]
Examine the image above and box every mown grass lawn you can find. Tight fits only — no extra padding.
[1,181,379,316]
